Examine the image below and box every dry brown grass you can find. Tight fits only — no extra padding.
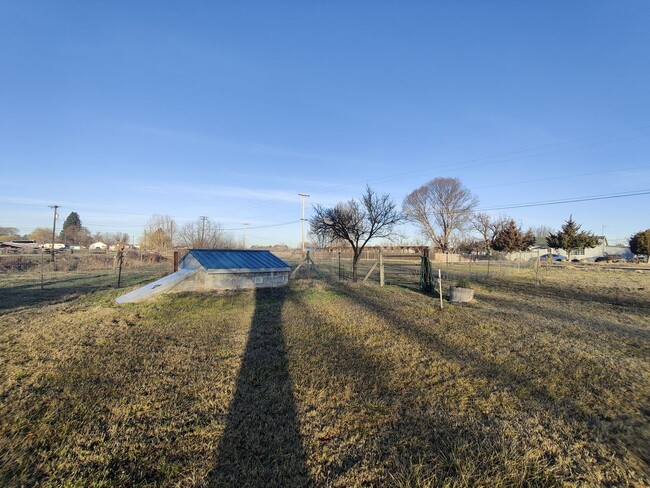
[0,266,648,486]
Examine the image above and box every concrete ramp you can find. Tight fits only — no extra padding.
[116,267,199,304]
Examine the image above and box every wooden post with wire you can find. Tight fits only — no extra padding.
[117,249,124,288]
[361,247,384,285]
[40,246,44,290]
[438,268,443,310]
[290,250,322,279]
[49,204,60,266]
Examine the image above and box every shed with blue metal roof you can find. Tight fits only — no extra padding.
[116,249,291,304]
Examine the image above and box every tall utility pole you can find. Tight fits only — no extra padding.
[199,216,208,248]
[242,223,249,249]
[298,193,310,253]
[49,205,60,265]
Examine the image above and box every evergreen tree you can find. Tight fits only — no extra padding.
[629,229,650,256]
[60,212,84,244]
[491,219,535,253]
[546,216,598,261]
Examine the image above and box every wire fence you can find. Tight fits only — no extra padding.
[282,249,588,295]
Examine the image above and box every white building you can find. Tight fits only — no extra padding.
[89,242,108,250]
[507,236,609,261]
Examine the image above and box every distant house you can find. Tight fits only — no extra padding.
[116,249,291,304]
[42,243,66,251]
[604,244,633,261]
[506,236,608,261]
[0,240,39,252]
[89,242,108,250]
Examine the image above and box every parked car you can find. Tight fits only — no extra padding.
[539,254,568,262]
[596,255,627,263]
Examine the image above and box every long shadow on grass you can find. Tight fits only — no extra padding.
[482,291,650,357]
[474,276,650,311]
[285,288,554,485]
[0,294,248,486]
[0,271,163,312]
[208,287,311,486]
[339,284,650,474]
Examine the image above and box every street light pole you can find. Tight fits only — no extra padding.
[298,193,310,253]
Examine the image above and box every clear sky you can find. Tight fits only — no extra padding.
[1,1,649,246]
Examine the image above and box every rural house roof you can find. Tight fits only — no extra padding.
[533,235,607,248]
[180,249,291,272]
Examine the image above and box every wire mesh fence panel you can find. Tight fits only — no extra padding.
[284,249,649,307]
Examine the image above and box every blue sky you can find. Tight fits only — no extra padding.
[1,1,649,246]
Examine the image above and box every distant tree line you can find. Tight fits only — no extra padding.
[9,180,648,266]
[139,214,239,251]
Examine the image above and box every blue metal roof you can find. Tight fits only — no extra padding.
[181,249,291,271]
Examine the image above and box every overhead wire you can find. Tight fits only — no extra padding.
[305,127,650,197]
[197,124,650,213]
[472,164,650,191]
[478,189,650,211]
[36,124,650,235]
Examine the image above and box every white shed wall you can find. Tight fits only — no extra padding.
[173,270,289,292]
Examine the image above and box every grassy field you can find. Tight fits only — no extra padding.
[1,265,648,486]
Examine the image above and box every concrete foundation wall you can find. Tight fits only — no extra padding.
[172,270,289,292]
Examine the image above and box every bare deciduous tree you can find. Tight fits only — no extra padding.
[0,227,20,240]
[307,229,330,250]
[29,227,52,244]
[471,212,493,252]
[111,233,130,245]
[177,217,236,249]
[530,225,554,242]
[403,177,478,252]
[472,213,511,253]
[90,232,126,246]
[310,186,403,281]
[142,214,176,250]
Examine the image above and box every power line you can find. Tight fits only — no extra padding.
[471,164,650,191]
[51,184,650,234]
[202,124,650,213]
[83,219,303,232]
[25,125,650,240]
[222,220,301,231]
[304,127,650,197]
[479,189,650,211]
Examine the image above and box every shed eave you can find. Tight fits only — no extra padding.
[206,267,291,274]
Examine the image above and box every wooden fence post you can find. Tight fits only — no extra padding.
[379,247,384,287]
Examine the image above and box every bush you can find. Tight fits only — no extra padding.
[65,258,80,271]
[454,278,472,289]
[125,249,141,260]
[142,252,168,263]
[0,257,38,273]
